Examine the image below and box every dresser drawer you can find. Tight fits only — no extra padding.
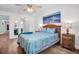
[63,43,73,49]
[63,37,72,41]
[63,39,72,43]
[62,36,72,39]
[62,33,75,51]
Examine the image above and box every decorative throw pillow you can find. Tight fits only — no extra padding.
[47,28,56,33]
[41,28,47,32]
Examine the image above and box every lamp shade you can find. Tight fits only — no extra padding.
[39,24,43,28]
[63,23,72,29]
[62,23,72,34]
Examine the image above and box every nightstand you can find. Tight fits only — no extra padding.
[62,33,75,51]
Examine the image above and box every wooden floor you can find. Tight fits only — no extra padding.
[0,32,79,54]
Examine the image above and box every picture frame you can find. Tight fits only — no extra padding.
[43,12,61,24]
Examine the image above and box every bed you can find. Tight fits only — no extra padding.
[17,24,61,54]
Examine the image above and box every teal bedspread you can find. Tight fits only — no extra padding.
[17,32,59,54]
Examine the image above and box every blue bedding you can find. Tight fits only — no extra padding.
[21,32,33,34]
[17,31,59,54]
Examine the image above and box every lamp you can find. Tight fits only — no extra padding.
[39,24,43,31]
[63,23,72,34]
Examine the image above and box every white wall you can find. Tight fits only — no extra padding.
[22,16,35,32]
[35,4,79,49]
[0,20,6,34]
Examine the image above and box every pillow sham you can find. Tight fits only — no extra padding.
[47,28,56,33]
[41,28,47,32]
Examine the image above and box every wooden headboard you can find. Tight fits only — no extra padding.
[43,24,61,38]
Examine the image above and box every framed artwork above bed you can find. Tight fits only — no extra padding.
[43,12,61,24]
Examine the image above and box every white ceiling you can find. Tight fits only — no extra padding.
[0,4,52,14]
[0,4,79,15]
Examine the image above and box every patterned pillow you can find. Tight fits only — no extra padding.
[47,28,56,33]
[41,28,47,32]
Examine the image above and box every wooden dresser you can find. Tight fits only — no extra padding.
[62,33,75,51]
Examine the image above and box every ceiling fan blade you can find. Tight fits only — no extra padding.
[36,5,42,8]
[15,4,42,12]
[15,4,25,6]
[23,8,27,11]
[27,4,32,7]
[32,4,42,8]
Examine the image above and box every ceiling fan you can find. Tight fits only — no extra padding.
[15,4,42,12]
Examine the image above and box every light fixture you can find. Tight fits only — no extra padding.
[20,22,23,25]
[39,24,43,27]
[27,8,33,12]
[15,20,18,23]
[63,23,72,34]
[39,24,43,31]
[15,4,42,12]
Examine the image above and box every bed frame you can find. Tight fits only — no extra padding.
[35,24,61,53]
[17,24,61,54]
[43,24,61,39]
